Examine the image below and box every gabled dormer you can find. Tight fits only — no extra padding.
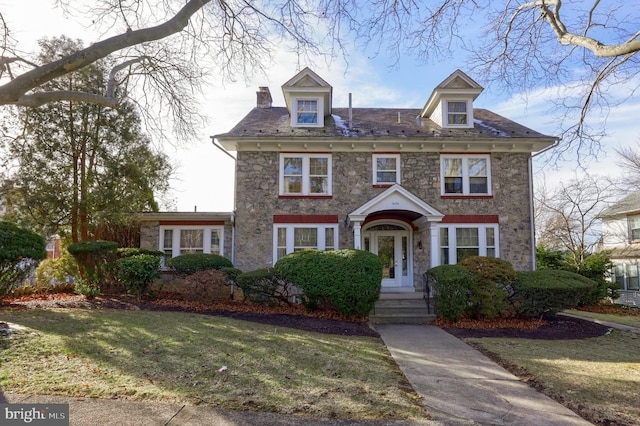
[282,67,333,128]
[420,70,483,129]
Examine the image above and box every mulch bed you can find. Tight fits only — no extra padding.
[0,293,618,339]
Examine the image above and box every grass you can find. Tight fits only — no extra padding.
[564,309,640,329]
[467,329,640,425]
[0,308,427,420]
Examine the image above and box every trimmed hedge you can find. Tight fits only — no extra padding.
[274,249,382,317]
[461,256,517,318]
[117,248,164,259]
[426,264,471,321]
[167,253,233,275]
[513,269,600,317]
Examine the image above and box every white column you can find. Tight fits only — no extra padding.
[430,222,439,268]
[353,222,362,250]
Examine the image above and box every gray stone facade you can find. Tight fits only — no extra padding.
[233,150,534,276]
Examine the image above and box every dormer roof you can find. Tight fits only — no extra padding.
[282,67,333,117]
[420,69,484,119]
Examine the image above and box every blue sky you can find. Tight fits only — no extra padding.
[3,0,639,212]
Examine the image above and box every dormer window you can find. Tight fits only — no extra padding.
[292,97,324,127]
[297,100,318,124]
[447,101,468,126]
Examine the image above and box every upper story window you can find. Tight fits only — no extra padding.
[373,154,401,185]
[628,215,640,242]
[447,101,468,125]
[292,98,324,127]
[280,153,331,196]
[441,154,491,196]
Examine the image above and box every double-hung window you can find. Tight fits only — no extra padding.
[373,154,400,185]
[280,154,331,196]
[447,101,468,126]
[437,224,498,265]
[160,226,224,267]
[296,100,318,124]
[441,154,490,195]
[628,215,640,242]
[274,224,338,262]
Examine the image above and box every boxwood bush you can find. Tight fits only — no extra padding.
[426,264,471,321]
[460,256,518,318]
[167,253,233,275]
[117,248,164,259]
[274,249,382,317]
[513,269,600,317]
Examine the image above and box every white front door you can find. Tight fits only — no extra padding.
[367,230,410,288]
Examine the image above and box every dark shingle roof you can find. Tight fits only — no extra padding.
[217,107,551,140]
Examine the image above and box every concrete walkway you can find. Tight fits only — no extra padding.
[375,324,592,425]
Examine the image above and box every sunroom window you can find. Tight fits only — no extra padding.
[160,226,224,267]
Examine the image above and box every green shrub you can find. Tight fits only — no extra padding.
[581,251,616,303]
[167,253,233,275]
[426,265,471,321]
[461,256,517,318]
[236,268,297,305]
[116,254,161,300]
[221,267,243,285]
[0,221,47,296]
[36,250,78,287]
[117,248,164,259]
[67,240,118,290]
[275,249,382,317]
[74,279,101,299]
[513,270,600,317]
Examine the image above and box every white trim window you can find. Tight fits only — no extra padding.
[437,224,498,265]
[160,226,224,266]
[441,154,491,195]
[280,154,331,196]
[628,215,640,242]
[274,224,338,263]
[292,98,324,127]
[442,99,473,128]
[373,154,401,184]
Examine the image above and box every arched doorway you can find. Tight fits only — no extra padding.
[363,222,412,289]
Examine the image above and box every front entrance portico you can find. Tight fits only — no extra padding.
[348,185,444,291]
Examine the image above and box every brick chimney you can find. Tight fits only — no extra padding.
[256,86,272,108]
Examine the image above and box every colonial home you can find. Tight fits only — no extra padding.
[598,191,640,306]
[141,68,556,299]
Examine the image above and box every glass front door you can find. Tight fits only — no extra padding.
[365,229,410,288]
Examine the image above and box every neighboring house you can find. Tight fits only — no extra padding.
[598,191,640,306]
[198,67,558,293]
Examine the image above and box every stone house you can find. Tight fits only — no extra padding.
[157,67,557,294]
[598,191,640,306]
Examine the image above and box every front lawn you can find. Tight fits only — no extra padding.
[467,330,640,425]
[0,308,427,420]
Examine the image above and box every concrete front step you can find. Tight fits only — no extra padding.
[369,292,436,324]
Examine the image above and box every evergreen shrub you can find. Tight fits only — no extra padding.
[116,254,161,300]
[274,249,382,317]
[461,256,517,318]
[426,264,471,321]
[167,253,233,275]
[0,221,47,296]
[67,240,118,293]
[513,269,600,317]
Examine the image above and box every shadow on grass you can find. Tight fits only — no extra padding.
[0,308,425,420]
